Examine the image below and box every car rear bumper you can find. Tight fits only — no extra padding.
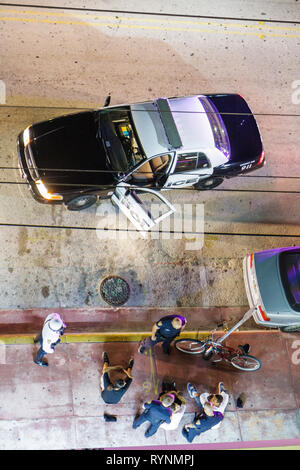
[243,255,257,309]
[243,254,300,328]
[214,150,265,178]
[243,255,275,327]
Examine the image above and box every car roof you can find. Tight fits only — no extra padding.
[130,96,215,158]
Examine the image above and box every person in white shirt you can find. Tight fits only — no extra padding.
[33,313,66,367]
[187,381,229,429]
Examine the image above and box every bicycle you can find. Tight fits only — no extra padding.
[174,308,262,372]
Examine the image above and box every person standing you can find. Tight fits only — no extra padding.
[100,352,134,404]
[33,313,66,367]
[132,394,174,437]
[138,314,187,355]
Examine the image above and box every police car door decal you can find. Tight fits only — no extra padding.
[163,152,213,188]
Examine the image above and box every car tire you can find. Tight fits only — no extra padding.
[193,177,224,190]
[67,195,97,211]
[280,325,300,333]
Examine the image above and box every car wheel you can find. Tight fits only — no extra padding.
[67,195,97,211]
[193,177,224,190]
[280,325,300,333]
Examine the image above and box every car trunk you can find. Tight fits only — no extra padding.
[206,94,263,162]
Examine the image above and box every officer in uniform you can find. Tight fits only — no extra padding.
[139,314,187,355]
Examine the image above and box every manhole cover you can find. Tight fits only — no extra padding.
[100,276,130,306]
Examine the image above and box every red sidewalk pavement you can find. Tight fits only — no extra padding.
[0,329,299,449]
[0,306,258,334]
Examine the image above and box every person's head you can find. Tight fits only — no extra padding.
[207,394,223,408]
[161,393,175,408]
[113,379,126,390]
[171,317,183,330]
[49,313,66,331]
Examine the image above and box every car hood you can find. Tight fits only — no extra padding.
[30,111,114,189]
[206,94,263,163]
[254,250,291,314]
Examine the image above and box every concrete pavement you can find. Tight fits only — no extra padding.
[0,308,299,449]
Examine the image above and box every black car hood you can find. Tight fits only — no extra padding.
[206,94,263,163]
[30,111,114,191]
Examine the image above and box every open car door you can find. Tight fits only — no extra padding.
[110,183,176,237]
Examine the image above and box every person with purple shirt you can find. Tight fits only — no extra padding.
[132,394,174,437]
[138,314,187,355]
[182,402,224,443]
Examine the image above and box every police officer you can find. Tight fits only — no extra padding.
[139,314,187,355]
[132,394,174,438]
[33,313,66,367]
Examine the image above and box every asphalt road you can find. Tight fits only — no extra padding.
[0,0,300,310]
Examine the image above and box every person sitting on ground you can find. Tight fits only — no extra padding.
[100,352,134,404]
[182,401,223,443]
[186,381,229,430]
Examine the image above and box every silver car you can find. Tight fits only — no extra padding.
[243,246,300,332]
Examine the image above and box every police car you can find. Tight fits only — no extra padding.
[18,94,264,232]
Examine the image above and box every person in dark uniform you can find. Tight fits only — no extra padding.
[100,352,134,404]
[132,394,174,437]
[138,314,187,355]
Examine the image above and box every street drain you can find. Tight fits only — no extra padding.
[99,276,130,306]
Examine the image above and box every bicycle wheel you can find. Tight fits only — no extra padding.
[230,354,262,371]
[174,338,206,355]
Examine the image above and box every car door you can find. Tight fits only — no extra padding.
[110,183,176,237]
[163,152,213,189]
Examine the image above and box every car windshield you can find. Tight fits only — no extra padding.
[98,108,146,173]
[279,252,300,312]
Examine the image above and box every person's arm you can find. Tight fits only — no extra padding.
[151,322,161,341]
[164,409,172,424]
[218,393,229,414]
[199,393,208,406]
[101,372,110,391]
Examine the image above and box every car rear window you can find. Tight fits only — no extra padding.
[279,252,300,312]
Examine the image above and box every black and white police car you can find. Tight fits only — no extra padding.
[18,94,264,232]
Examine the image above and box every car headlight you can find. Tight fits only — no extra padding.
[23,126,31,146]
[36,179,63,201]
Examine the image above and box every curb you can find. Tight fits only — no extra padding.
[0,329,276,345]
[0,330,203,345]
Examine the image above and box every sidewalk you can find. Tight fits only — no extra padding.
[0,305,259,335]
[0,322,299,449]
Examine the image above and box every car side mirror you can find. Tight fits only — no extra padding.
[104,95,111,107]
